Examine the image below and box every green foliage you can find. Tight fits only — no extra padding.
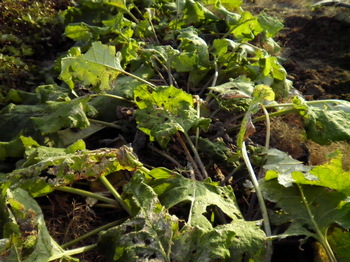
[60,42,124,91]
[1,188,76,261]
[134,85,210,147]
[99,170,267,261]
[262,152,350,261]
[292,97,350,144]
[2,0,350,261]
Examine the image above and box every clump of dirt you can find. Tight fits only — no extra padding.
[279,13,350,100]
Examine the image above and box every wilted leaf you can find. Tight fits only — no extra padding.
[264,148,312,187]
[98,175,177,262]
[6,145,142,197]
[1,188,76,261]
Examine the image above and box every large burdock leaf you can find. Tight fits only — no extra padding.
[60,41,124,91]
[134,85,210,148]
[292,153,350,196]
[31,96,94,135]
[260,179,350,261]
[98,171,267,262]
[172,222,267,262]
[98,175,177,262]
[5,145,142,197]
[1,188,76,261]
[147,168,242,230]
[293,97,350,144]
[328,227,350,261]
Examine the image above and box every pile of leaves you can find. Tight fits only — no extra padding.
[1,0,350,261]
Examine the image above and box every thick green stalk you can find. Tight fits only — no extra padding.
[298,185,337,262]
[57,186,118,206]
[99,175,132,216]
[61,219,126,249]
[48,244,97,261]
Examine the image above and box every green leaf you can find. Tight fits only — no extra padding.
[291,153,350,196]
[147,169,242,230]
[257,12,284,38]
[6,145,142,197]
[231,11,263,42]
[260,179,350,260]
[304,105,350,145]
[172,222,267,262]
[134,85,210,148]
[2,188,76,261]
[31,97,93,135]
[98,175,177,262]
[292,98,350,144]
[0,137,25,161]
[263,148,312,187]
[328,227,350,261]
[64,22,112,41]
[60,41,124,91]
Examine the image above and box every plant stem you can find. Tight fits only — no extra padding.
[241,142,273,261]
[176,132,203,180]
[61,219,126,249]
[298,185,337,262]
[57,186,118,206]
[48,244,97,261]
[264,99,348,109]
[99,175,132,216]
[88,119,125,130]
[148,144,184,169]
[260,103,271,150]
[183,132,209,179]
[97,93,134,103]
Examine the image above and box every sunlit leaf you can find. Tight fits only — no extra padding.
[264,148,312,187]
[134,85,210,148]
[60,42,124,91]
[260,180,350,250]
[6,145,142,197]
[293,97,350,144]
[147,169,242,230]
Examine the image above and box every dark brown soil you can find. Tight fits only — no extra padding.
[245,1,350,101]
